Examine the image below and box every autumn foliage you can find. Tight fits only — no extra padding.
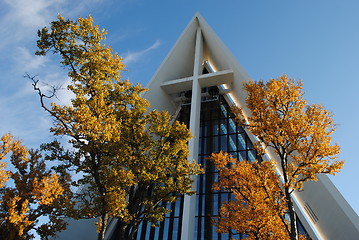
[211,152,289,239]
[0,134,69,240]
[234,75,343,190]
[33,15,201,240]
[212,75,343,240]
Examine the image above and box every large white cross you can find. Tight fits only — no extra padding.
[158,24,234,240]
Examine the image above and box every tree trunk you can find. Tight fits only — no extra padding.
[98,213,109,240]
[119,223,127,240]
[113,220,130,240]
[128,221,141,240]
[285,187,298,240]
[280,152,298,240]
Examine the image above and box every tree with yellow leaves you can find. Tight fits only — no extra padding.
[213,75,343,240]
[0,134,70,239]
[210,152,290,239]
[32,15,201,240]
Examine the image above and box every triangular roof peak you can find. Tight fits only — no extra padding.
[192,12,206,23]
[143,12,252,114]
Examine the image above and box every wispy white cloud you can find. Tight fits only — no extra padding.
[0,0,108,51]
[123,40,161,64]
[0,0,58,49]
[14,47,47,72]
[3,0,58,27]
[0,0,150,151]
[0,0,107,149]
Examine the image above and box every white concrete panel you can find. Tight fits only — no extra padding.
[160,76,194,94]
[294,175,359,239]
[198,69,233,88]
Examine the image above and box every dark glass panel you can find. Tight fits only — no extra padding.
[248,150,256,163]
[220,135,227,152]
[228,134,237,152]
[228,118,237,134]
[237,133,246,151]
[219,119,227,135]
[239,151,247,162]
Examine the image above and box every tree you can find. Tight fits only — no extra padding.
[33,15,202,240]
[0,133,70,240]
[210,152,289,239]
[218,75,344,240]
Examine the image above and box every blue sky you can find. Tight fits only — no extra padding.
[0,0,358,219]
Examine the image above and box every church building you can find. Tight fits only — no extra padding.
[57,12,359,240]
